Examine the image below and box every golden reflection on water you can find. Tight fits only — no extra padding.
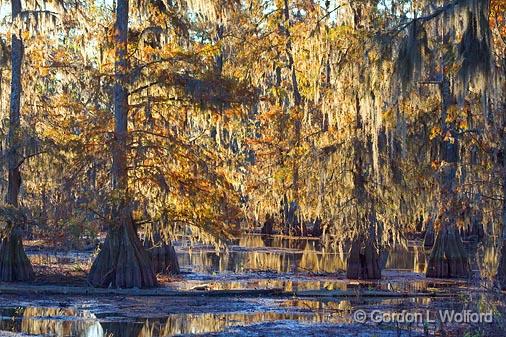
[413,246,427,273]
[10,235,495,337]
[27,234,495,282]
[179,235,415,274]
[138,311,347,337]
[0,307,103,337]
[1,306,351,337]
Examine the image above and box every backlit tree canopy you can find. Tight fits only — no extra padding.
[0,0,504,287]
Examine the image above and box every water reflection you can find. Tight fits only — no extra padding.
[11,235,503,337]
[27,235,429,276]
[1,294,487,337]
[0,307,103,337]
[0,305,350,337]
[177,235,419,275]
[137,312,337,337]
[28,234,495,279]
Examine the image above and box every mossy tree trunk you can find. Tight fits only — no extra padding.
[497,238,506,289]
[345,134,382,280]
[147,242,179,275]
[261,213,274,235]
[426,219,469,278]
[87,0,156,288]
[346,235,381,280]
[0,0,34,283]
[311,217,323,237]
[425,75,469,278]
[344,89,383,280]
[88,211,156,288]
[279,0,303,237]
[0,229,33,282]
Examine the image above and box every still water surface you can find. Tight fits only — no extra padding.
[0,234,495,336]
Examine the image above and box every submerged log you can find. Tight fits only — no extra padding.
[87,214,157,288]
[346,237,381,280]
[0,229,34,282]
[426,223,470,278]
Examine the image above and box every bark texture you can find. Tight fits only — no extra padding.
[426,70,469,278]
[87,213,156,288]
[146,242,180,275]
[497,240,506,290]
[87,0,156,288]
[423,217,435,247]
[144,231,180,275]
[0,0,34,282]
[346,237,381,280]
[261,213,274,235]
[0,230,34,282]
[495,135,506,289]
[426,223,469,278]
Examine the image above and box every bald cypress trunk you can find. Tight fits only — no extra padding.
[261,213,275,235]
[0,0,34,282]
[87,0,156,288]
[495,137,506,289]
[277,0,302,236]
[346,236,381,279]
[423,217,435,247]
[426,220,469,278]
[88,211,156,288]
[345,136,381,280]
[0,230,34,282]
[145,238,180,275]
[425,77,469,279]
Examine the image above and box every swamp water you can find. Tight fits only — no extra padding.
[1,294,492,337]
[1,234,504,336]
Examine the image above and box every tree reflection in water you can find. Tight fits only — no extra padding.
[0,306,350,337]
